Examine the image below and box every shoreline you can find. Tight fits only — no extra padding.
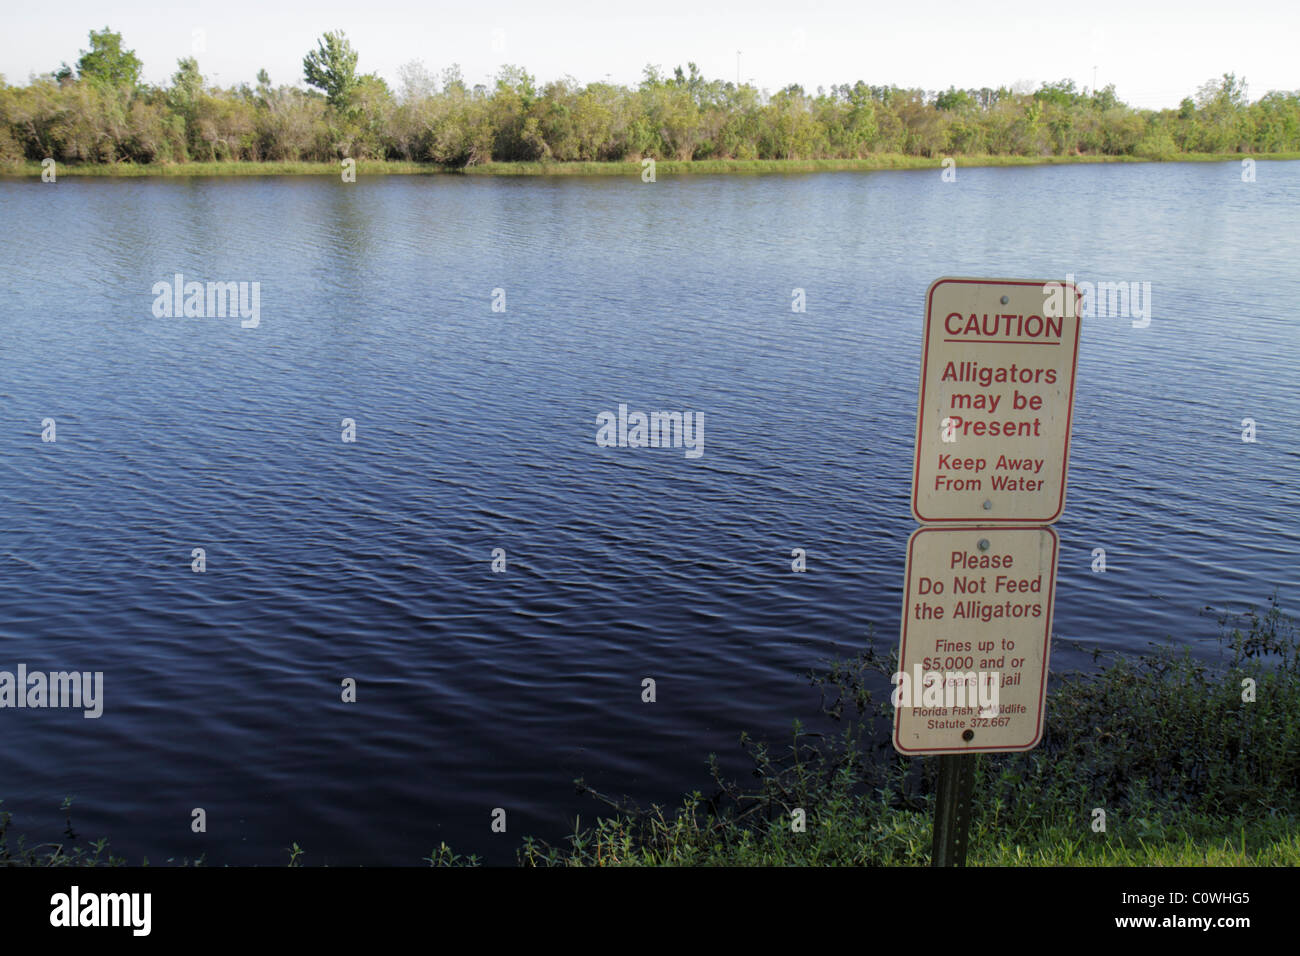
[5,595,1297,867]
[4,152,1299,179]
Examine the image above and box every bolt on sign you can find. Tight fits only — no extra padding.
[912,278,1082,524]
[893,526,1059,755]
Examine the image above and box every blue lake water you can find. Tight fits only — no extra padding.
[1,161,1298,864]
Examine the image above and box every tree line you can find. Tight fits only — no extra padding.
[2,28,1297,166]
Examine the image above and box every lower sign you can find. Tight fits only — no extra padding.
[893,525,1058,755]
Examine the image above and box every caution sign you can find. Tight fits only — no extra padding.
[893,525,1058,755]
[911,278,1082,524]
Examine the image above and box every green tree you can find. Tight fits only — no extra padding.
[170,58,204,108]
[1193,73,1250,151]
[1090,83,1119,112]
[1250,91,1300,152]
[488,65,544,160]
[1033,79,1081,108]
[345,73,396,157]
[76,28,143,89]
[303,31,360,109]
[168,57,205,158]
[1196,73,1248,111]
[935,87,974,111]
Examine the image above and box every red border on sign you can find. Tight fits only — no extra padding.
[911,278,1082,524]
[892,525,1058,754]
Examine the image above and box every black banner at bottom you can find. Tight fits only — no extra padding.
[0,864,1278,942]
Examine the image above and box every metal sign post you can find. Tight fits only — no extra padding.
[932,753,977,866]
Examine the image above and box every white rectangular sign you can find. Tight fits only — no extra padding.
[912,278,1082,524]
[893,526,1058,755]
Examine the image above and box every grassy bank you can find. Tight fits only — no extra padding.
[3,152,1299,179]
[4,595,1296,866]
[517,593,1300,866]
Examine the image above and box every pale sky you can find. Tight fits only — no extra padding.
[2,0,1295,109]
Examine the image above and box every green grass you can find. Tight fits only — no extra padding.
[0,159,438,178]
[515,796,1300,866]
[3,151,1298,179]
